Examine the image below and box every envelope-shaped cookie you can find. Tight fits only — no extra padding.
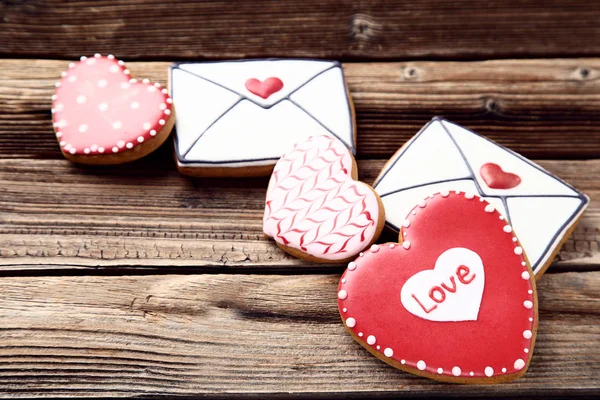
[169,59,355,176]
[374,117,589,277]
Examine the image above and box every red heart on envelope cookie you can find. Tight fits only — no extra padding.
[338,191,537,383]
[245,77,284,99]
[480,163,522,189]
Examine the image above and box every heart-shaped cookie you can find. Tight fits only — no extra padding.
[480,162,522,189]
[338,191,537,383]
[51,54,174,164]
[245,77,284,99]
[263,135,384,262]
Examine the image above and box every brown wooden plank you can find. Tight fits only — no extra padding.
[1,1,600,61]
[0,158,597,272]
[0,271,597,397]
[2,58,600,160]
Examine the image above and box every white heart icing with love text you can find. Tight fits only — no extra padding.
[400,247,485,322]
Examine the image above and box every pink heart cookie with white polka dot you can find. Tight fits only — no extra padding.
[52,54,174,164]
[338,191,538,383]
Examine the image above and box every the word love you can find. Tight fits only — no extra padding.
[400,247,485,322]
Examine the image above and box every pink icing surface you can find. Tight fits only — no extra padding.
[263,135,379,260]
[52,54,172,155]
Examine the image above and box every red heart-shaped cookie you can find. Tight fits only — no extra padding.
[338,191,537,383]
[480,162,522,189]
[245,77,284,99]
[263,135,384,262]
[52,54,173,162]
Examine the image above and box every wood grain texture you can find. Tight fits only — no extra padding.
[0,271,597,397]
[2,58,600,160]
[0,158,597,272]
[2,0,600,61]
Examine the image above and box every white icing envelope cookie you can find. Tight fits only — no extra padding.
[169,59,356,177]
[373,117,589,277]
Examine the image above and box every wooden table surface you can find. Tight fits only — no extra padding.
[1,1,599,398]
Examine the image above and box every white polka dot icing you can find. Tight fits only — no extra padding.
[51,54,173,156]
[337,192,536,382]
[514,359,526,370]
[514,246,523,255]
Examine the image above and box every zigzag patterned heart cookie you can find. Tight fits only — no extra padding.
[263,135,384,262]
[338,191,538,383]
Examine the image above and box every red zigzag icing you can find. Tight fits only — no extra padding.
[263,136,379,260]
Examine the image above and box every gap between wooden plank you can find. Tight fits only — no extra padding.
[2,59,600,160]
[0,271,597,397]
[0,158,598,275]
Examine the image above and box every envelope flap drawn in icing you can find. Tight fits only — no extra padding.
[184,101,331,163]
[374,119,472,197]
[441,120,579,197]
[289,67,354,150]
[170,68,241,157]
[507,196,585,268]
[380,180,508,232]
[177,60,336,108]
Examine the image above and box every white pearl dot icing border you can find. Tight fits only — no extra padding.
[339,191,536,379]
[52,53,173,156]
